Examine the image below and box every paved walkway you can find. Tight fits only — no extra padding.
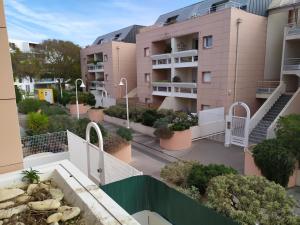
[103,122,244,176]
[288,187,300,215]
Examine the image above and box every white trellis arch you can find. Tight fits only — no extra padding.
[86,122,105,184]
[225,102,250,148]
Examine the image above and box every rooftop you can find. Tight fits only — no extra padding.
[268,0,300,10]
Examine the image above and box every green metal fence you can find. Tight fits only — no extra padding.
[101,175,239,225]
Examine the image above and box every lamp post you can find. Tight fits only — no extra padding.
[119,77,129,128]
[75,78,86,120]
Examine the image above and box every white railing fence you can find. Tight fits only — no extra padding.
[249,82,286,133]
[284,58,300,70]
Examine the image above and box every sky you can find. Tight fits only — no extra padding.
[4,0,199,46]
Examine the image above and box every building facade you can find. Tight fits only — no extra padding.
[80,25,144,107]
[136,0,272,114]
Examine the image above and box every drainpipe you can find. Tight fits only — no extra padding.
[233,18,242,103]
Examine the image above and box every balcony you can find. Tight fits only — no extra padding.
[283,58,300,71]
[256,81,280,99]
[88,80,105,91]
[286,26,300,40]
[151,54,171,69]
[87,63,104,72]
[173,49,198,68]
[152,82,197,99]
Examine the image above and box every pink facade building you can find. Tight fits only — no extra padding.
[136,0,272,114]
[80,25,143,107]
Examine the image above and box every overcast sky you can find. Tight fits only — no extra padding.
[4,0,199,46]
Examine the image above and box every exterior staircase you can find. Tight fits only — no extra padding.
[249,94,292,144]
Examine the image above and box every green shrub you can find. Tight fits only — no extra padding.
[142,109,160,127]
[252,139,296,187]
[104,105,127,119]
[116,127,133,141]
[160,161,198,188]
[129,107,147,123]
[171,111,197,131]
[174,186,201,202]
[15,85,22,103]
[69,92,96,106]
[187,164,237,195]
[18,98,42,114]
[41,104,68,116]
[276,114,300,160]
[48,115,76,133]
[154,125,174,139]
[58,91,73,106]
[104,134,128,153]
[26,112,49,135]
[85,92,96,106]
[207,174,299,225]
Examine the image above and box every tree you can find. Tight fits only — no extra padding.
[40,39,81,80]
[207,174,299,225]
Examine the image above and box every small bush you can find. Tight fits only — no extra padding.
[26,112,49,135]
[160,161,198,188]
[116,127,133,141]
[130,107,147,123]
[175,186,201,202]
[58,91,73,106]
[18,98,42,114]
[207,174,299,225]
[41,104,68,116]
[187,164,237,195]
[142,109,160,127]
[252,139,296,187]
[154,125,174,139]
[48,115,76,133]
[104,134,128,153]
[15,85,22,103]
[104,105,127,119]
[69,92,96,106]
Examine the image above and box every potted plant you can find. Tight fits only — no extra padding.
[69,92,95,117]
[88,106,104,123]
[154,112,195,151]
[104,128,133,163]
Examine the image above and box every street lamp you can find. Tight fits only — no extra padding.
[75,78,86,120]
[119,77,129,128]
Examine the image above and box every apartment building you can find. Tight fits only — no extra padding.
[80,25,144,107]
[136,0,272,114]
[9,39,39,53]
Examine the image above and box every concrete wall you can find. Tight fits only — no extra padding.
[133,210,172,225]
[264,11,288,80]
[0,0,23,173]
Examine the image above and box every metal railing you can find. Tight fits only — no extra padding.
[256,80,280,94]
[22,131,68,157]
[287,26,300,36]
[87,63,104,71]
[152,82,197,98]
[283,58,300,70]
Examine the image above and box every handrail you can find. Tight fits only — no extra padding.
[249,82,286,132]
[267,88,300,139]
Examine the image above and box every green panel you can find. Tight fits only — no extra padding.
[101,176,239,225]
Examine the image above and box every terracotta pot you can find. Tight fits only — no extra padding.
[160,129,192,151]
[109,143,132,163]
[88,109,104,123]
[69,104,89,116]
[244,149,298,188]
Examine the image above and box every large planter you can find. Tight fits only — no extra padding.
[244,149,299,188]
[160,129,192,151]
[69,103,89,116]
[88,108,104,123]
[109,143,132,163]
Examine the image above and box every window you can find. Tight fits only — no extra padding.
[192,38,199,50]
[201,104,210,110]
[164,15,178,25]
[113,33,121,40]
[104,54,108,62]
[145,98,150,103]
[202,72,212,83]
[97,39,104,45]
[144,47,150,57]
[144,73,150,83]
[203,35,213,49]
[105,74,109,81]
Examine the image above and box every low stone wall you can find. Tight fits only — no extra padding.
[160,129,192,151]
[104,115,155,137]
[244,149,299,188]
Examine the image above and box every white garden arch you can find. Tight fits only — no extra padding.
[225,102,250,148]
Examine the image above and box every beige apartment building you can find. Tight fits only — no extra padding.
[136,0,273,114]
[80,25,143,107]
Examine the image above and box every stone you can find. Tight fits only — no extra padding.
[15,222,25,225]
[47,212,62,224]
[15,195,32,203]
[60,206,80,221]
[26,184,38,195]
[0,205,28,219]
[57,206,70,212]
[28,199,61,211]
[0,220,2,225]
[0,189,24,202]
[50,223,59,225]
[49,188,64,201]
[0,201,14,210]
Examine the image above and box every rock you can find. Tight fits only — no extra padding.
[0,189,24,202]
[0,201,14,210]
[15,195,32,203]
[0,205,28,219]
[49,188,64,201]
[50,223,59,225]
[60,206,80,221]
[15,222,25,225]
[26,184,38,195]
[47,212,62,224]
[39,183,50,190]
[28,199,61,211]
[57,206,71,212]
[0,220,2,225]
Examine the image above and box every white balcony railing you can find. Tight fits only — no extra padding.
[87,63,104,72]
[88,80,105,91]
[173,49,198,68]
[287,26,300,36]
[151,54,172,69]
[256,81,280,95]
[283,58,300,71]
[152,82,197,99]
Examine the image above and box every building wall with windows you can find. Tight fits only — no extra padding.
[136,8,267,114]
